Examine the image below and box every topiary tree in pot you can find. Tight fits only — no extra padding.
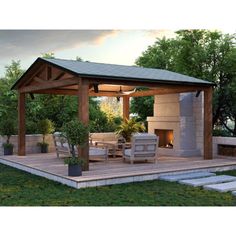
[0,118,16,155]
[37,119,55,153]
[62,119,89,176]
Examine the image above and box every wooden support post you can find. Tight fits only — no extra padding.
[204,87,213,160]
[123,96,130,121]
[18,92,26,156]
[78,79,89,171]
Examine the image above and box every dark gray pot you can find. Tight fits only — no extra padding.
[4,146,13,155]
[40,145,48,153]
[68,164,82,176]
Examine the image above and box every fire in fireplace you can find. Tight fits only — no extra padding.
[155,129,174,149]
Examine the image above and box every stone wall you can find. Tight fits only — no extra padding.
[193,92,204,156]
[213,136,236,157]
[0,132,118,155]
[90,132,118,142]
[0,134,55,155]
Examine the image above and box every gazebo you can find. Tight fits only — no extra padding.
[12,57,214,171]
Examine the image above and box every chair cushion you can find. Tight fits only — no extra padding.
[147,144,156,151]
[89,147,106,156]
[124,149,131,157]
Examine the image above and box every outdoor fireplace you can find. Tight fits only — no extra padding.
[155,129,173,149]
[147,93,201,157]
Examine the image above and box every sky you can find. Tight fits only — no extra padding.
[0,30,176,76]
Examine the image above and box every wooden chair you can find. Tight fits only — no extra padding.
[53,132,109,162]
[122,133,159,164]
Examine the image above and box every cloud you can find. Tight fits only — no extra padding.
[145,30,176,39]
[0,30,117,60]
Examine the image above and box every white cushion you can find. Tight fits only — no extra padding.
[89,147,106,156]
[147,144,156,151]
[134,145,144,151]
[124,149,131,156]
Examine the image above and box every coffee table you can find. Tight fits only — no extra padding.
[95,141,131,158]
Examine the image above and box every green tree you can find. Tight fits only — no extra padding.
[130,95,154,121]
[134,30,236,135]
[100,97,122,122]
[0,60,23,119]
[0,57,120,134]
[41,52,55,59]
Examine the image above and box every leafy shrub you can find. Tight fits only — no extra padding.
[62,120,89,159]
[0,118,17,144]
[115,118,146,142]
[64,156,84,165]
[213,128,232,137]
[37,119,55,143]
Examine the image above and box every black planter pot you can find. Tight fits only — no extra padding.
[68,164,82,176]
[40,145,48,153]
[4,146,13,155]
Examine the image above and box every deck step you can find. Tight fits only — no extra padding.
[159,171,215,182]
[179,175,236,187]
[204,181,236,192]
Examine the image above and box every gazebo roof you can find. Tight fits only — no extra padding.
[12,57,214,90]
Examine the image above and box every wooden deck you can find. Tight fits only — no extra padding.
[1,153,236,188]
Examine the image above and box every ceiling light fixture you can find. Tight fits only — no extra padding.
[117,86,136,95]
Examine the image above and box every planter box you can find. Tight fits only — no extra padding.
[218,144,236,157]
[213,137,236,157]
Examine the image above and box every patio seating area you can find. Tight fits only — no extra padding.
[1,153,236,189]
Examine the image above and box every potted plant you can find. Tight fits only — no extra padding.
[37,119,55,153]
[62,119,89,176]
[115,118,146,142]
[0,118,16,155]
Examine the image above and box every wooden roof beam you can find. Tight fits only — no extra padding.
[31,87,203,97]
[87,78,211,89]
[19,77,79,93]
[130,87,203,97]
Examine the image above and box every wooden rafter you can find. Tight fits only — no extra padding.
[87,78,211,89]
[33,76,47,84]
[47,66,52,80]
[130,87,202,97]
[51,71,65,81]
[23,65,47,87]
[32,86,204,97]
[19,77,79,93]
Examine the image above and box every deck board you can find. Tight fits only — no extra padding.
[1,153,236,188]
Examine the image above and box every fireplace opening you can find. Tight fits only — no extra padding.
[155,129,174,149]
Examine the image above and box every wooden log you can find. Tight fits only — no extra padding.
[204,87,213,160]
[18,92,26,156]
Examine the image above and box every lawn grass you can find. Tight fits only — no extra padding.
[0,163,236,206]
